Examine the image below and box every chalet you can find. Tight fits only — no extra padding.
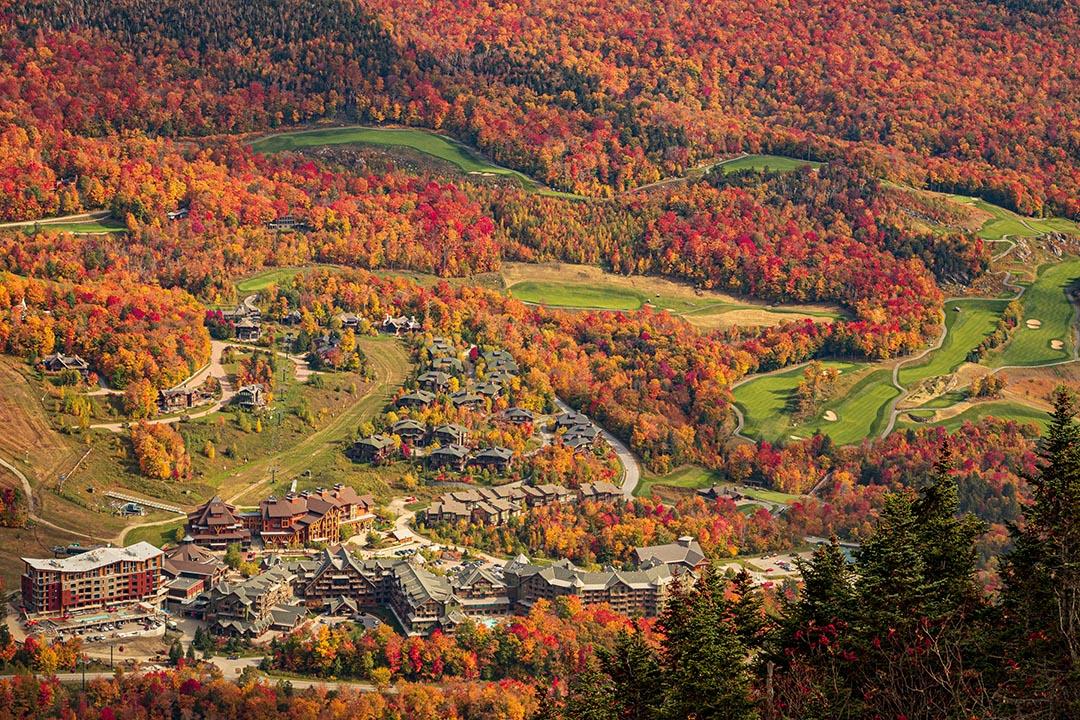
[486,369,517,385]
[397,390,435,409]
[475,381,502,398]
[697,486,742,502]
[450,391,484,410]
[390,418,427,443]
[564,435,594,453]
[382,314,422,335]
[283,310,303,325]
[428,444,470,471]
[417,370,451,393]
[312,334,340,364]
[348,435,395,464]
[578,481,623,504]
[503,407,536,425]
[565,424,599,442]
[431,423,467,446]
[235,384,267,410]
[425,338,455,358]
[470,446,514,471]
[265,215,309,232]
[167,207,189,221]
[234,317,261,341]
[634,536,708,575]
[158,385,211,412]
[41,352,90,378]
[185,497,252,550]
[337,313,361,330]
[424,498,472,524]
[481,350,517,373]
[431,356,465,374]
[555,411,591,431]
[521,483,574,507]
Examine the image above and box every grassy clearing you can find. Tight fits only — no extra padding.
[899,298,1007,386]
[22,219,127,234]
[635,465,804,504]
[988,258,1079,367]
[897,401,1049,434]
[124,518,185,547]
[236,267,312,294]
[940,194,1080,241]
[251,125,579,198]
[719,154,822,174]
[506,276,843,330]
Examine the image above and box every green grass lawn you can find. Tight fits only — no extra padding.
[509,280,647,310]
[734,361,902,446]
[251,125,579,198]
[236,266,312,294]
[896,401,1049,434]
[720,154,823,174]
[988,258,1079,367]
[898,298,1008,386]
[940,194,1080,241]
[23,219,127,234]
[124,518,185,547]
[636,464,723,498]
[635,464,804,504]
[506,279,843,321]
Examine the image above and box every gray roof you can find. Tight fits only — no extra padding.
[24,542,161,572]
[634,536,706,569]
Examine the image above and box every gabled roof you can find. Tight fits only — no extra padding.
[472,446,513,462]
[634,536,706,569]
[395,562,453,607]
[430,444,470,459]
[355,434,393,450]
[392,418,425,433]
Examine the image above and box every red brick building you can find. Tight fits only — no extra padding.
[21,542,164,616]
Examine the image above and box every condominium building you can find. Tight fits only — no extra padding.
[21,542,164,616]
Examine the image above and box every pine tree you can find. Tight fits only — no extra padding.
[168,640,182,666]
[597,628,663,720]
[185,643,196,662]
[658,568,757,720]
[998,387,1080,716]
[563,657,618,720]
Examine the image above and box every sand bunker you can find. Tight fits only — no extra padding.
[1026,318,1043,329]
[1051,339,1065,350]
[823,410,837,422]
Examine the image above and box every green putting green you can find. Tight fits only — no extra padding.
[988,259,1079,367]
[899,298,1008,386]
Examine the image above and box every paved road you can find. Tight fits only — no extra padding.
[553,397,640,496]
[0,210,111,229]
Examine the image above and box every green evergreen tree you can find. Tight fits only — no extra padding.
[597,628,663,720]
[185,643,196,662]
[563,657,618,720]
[168,640,182,666]
[998,387,1080,716]
[658,568,757,720]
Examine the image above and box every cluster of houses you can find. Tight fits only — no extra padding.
[349,339,538,474]
[184,486,377,551]
[175,531,707,637]
[424,480,622,527]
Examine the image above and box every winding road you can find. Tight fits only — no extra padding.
[552,397,640,496]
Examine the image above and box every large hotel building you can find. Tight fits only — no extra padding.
[21,542,165,616]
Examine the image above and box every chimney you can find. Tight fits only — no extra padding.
[678,536,693,547]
